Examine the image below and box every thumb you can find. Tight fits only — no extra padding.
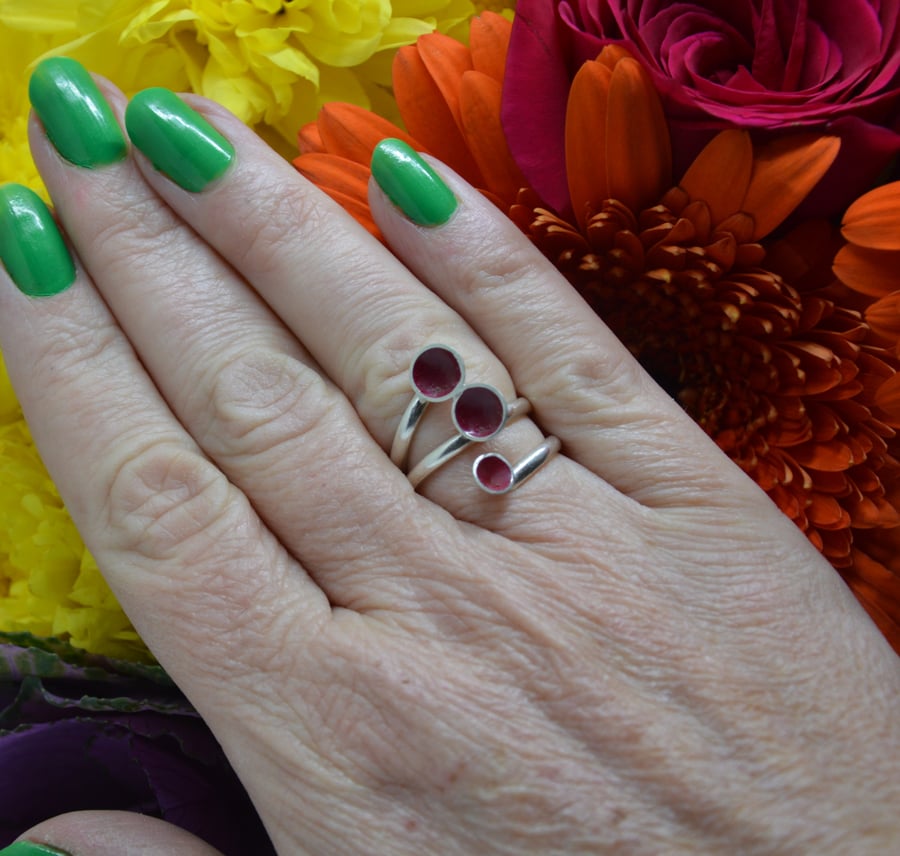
[2,811,226,855]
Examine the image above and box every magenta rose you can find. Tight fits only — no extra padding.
[504,0,900,217]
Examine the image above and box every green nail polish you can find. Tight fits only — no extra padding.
[29,56,127,168]
[0,185,76,298]
[371,138,457,226]
[0,841,70,855]
[125,88,234,192]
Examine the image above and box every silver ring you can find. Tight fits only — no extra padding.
[472,437,561,494]
[390,344,465,469]
[407,393,530,488]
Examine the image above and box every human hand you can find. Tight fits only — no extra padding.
[1,59,898,855]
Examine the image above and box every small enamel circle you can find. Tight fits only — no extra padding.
[474,453,513,493]
[453,384,506,440]
[410,345,464,401]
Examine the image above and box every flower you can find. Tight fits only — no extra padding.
[502,0,900,220]
[0,633,274,853]
[296,11,525,234]
[0,11,75,196]
[295,24,900,651]
[0,0,479,162]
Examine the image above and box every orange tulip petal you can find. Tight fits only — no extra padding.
[834,243,900,298]
[393,44,484,187]
[679,130,753,227]
[842,181,900,250]
[604,57,671,217]
[565,59,612,229]
[743,134,840,240]
[316,102,418,164]
[459,70,529,204]
[468,12,512,83]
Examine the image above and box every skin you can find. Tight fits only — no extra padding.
[1,79,899,856]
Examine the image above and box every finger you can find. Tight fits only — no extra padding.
[369,149,756,507]
[120,88,593,525]
[0,183,330,686]
[24,62,442,595]
[7,811,225,856]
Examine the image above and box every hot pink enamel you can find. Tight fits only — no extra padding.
[475,454,513,492]
[411,345,463,400]
[453,385,505,439]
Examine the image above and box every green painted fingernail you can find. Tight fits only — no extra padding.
[371,138,457,226]
[0,841,70,855]
[29,56,127,168]
[125,88,234,192]
[0,184,76,298]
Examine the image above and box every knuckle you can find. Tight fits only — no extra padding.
[203,349,340,460]
[456,232,548,297]
[103,438,235,563]
[548,344,649,416]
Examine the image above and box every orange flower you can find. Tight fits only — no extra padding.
[295,12,524,236]
[294,20,900,652]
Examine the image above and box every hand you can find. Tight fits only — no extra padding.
[1,61,898,855]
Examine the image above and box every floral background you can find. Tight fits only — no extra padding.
[2,0,900,851]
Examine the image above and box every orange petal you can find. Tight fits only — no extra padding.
[842,181,900,250]
[469,12,512,83]
[293,154,380,238]
[393,44,484,187]
[679,130,753,227]
[297,121,323,155]
[874,371,900,426]
[459,70,529,205]
[415,32,473,128]
[293,153,371,207]
[597,43,636,70]
[790,438,855,470]
[743,134,840,240]
[866,293,900,342]
[833,243,900,298]
[605,57,671,217]
[316,102,418,164]
[565,59,612,229]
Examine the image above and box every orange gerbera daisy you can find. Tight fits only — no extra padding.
[294,15,900,652]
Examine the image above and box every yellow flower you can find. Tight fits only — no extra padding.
[0,10,72,193]
[7,0,480,157]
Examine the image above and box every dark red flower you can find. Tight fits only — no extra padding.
[503,0,900,219]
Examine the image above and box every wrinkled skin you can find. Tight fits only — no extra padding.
[1,76,899,855]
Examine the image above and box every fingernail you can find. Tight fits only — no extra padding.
[370,138,457,226]
[0,184,76,298]
[0,842,71,855]
[29,56,127,168]
[125,88,235,192]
